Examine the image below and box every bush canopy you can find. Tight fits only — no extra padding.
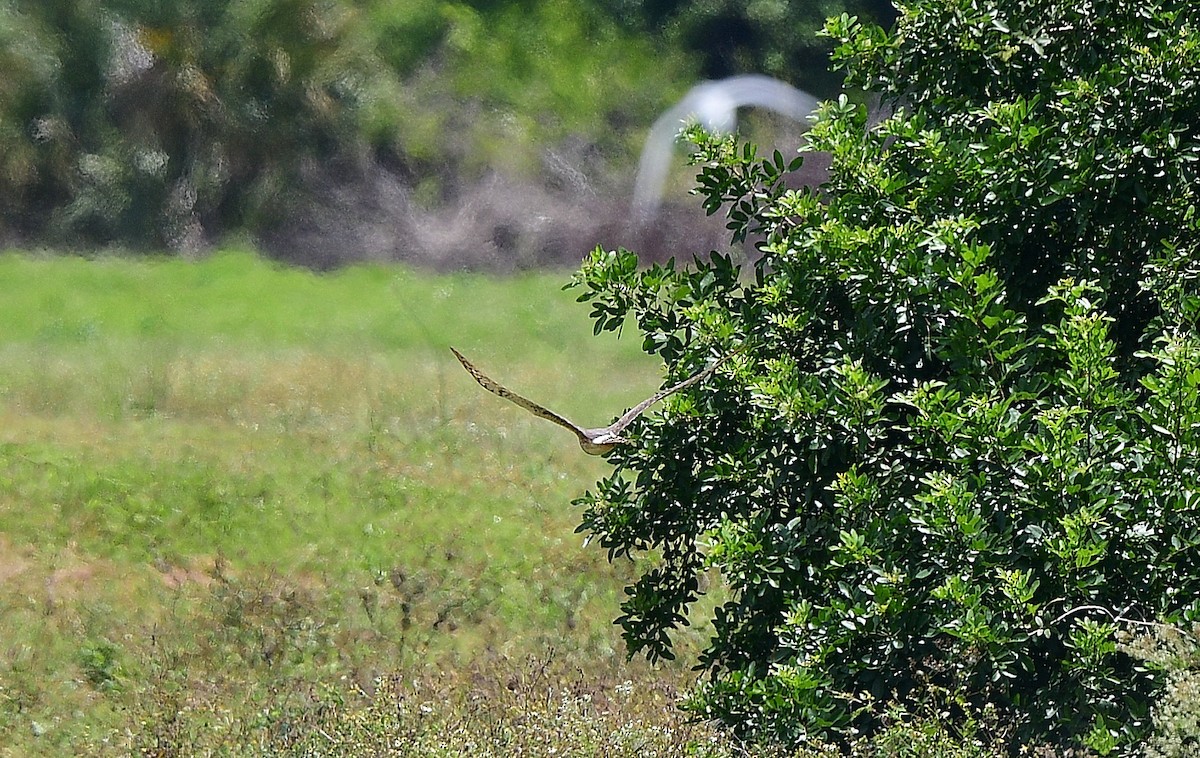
[571,0,1200,751]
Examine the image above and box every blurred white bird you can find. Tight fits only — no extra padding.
[632,74,819,223]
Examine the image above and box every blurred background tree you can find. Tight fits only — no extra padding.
[1,0,391,249]
[0,0,897,262]
[600,0,897,91]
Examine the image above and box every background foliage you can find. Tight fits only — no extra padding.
[1,0,391,248]
[602,0,897,92]
[570,0,1200,751]
[0,0,895,257]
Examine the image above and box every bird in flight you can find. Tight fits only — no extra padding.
[632,74,819,224]
[451,347,729,455]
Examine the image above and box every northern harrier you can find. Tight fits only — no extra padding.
[451,347,729,455]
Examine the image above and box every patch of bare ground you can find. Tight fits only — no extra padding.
[0,536,31,584]
[155,556,217,590]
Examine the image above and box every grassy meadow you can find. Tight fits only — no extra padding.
[0,250,744,755]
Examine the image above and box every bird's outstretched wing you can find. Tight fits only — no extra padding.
[606,352,731,436]
[451,348,588,439]
[632,74,819,223]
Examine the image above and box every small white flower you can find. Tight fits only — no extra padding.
[107,19,154,85]
[135,149,169,178]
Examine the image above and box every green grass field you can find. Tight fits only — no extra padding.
[0,250,745,755]
[0,251,1033,757]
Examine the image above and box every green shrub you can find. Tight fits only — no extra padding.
[78,639,126,694]
[569,0,1200,751]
